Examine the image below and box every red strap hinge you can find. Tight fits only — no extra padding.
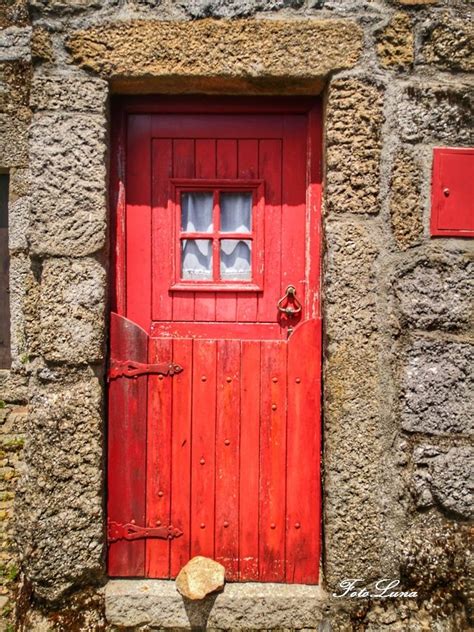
[107,520,183,543]
[108,359,183,380]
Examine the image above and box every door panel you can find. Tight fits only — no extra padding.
[109,100,322,583]
[149,123,308,330]
[191,338,217,560]
[259,339,287,581]
[215,339,241,579]
[239,340,261,580]
[169,337,193,577]
[108,313,148,577]
[146,336,173,577]
[286,319,321,583]
[151,139,173,321]
[258,139,283,322]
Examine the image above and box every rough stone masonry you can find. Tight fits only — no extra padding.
[0,0,472,630]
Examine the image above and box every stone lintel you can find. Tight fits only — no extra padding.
[105,580,328,629]
[67,19,362,83]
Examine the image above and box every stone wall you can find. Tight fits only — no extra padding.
[0,0,472,630]
[0,2,31,628]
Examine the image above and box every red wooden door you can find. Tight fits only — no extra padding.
[108,98,322,584]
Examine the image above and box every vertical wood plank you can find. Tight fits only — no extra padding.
[170,337,193,577]
[196,138,216,178]
[216,139,238,321]
[108,313,148,576]
[126,115,152,332]
[173,139,195,322]
[151,139,173,321]
[110,107,126,316]
[259,340,287,581]
[215,339,241,579]
[286,320,321,584]
[237,140,259,323]
[195,139,217,321]
[216,139,238,179]
[258,139,282,323]
[238,139,259,179]
[146,337,172,577]
[307,102,323,320]
[190,339,217,558]
[174,138,195,178]
[239,340,261,580]
[281,117,306,323]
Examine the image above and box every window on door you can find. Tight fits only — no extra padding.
[172,180,264,292]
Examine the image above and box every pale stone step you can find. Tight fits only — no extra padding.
[105,579,328,630]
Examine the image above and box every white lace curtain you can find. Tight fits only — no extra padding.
[220,192,251,233]
[220,240,251,280]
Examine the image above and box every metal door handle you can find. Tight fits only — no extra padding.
[277,285,302,315]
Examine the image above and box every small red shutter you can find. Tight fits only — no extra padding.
[431,147,474,237]
[107,313,148,576]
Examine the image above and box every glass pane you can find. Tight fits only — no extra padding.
[220,192,252,233]
[181,192,213,232]
[181,239,212,280]
[220,239,252,280]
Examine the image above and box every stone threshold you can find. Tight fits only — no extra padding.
[105,579,329,630]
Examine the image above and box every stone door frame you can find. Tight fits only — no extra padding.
[19,16,397,624]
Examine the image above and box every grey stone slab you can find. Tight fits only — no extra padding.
[177,0,304,18]
[105,580,328,629]
[29,0,106,14]
[393,258,474,331]
[323,219,397,588]
[16,375,104,601]
[0,27,31,63]
[410,444,474,518]
[29,112,106,256]
[430,447,474,519]
[30,74,108,113]
[401,337,474,435]
[39,257,106,363]
[324,219,379,338]
[0,113,30,167]
[8,197,29,251]
[420,10,474,72]
[8,252,32,363]
[396,83,473,145]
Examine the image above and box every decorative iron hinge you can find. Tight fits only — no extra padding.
[107,520,183,543]
[108,359,183,380]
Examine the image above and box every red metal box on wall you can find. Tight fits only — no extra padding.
[431,147,474,237]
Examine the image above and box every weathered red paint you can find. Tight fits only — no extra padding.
[431,147,474,237]
[109,97,323,583]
